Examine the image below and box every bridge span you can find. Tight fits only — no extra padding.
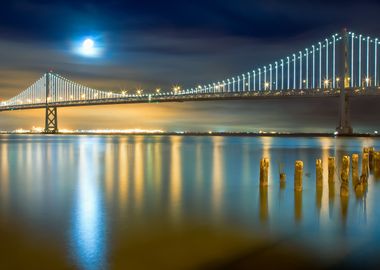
[1,29,380,134]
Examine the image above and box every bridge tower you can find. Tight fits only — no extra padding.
[336,29,353,135]
[44,72,58,133]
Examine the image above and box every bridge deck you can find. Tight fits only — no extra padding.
[0,87,379,112]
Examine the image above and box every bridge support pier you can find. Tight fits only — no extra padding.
[336,28,353,135]
[43,71,58,134]
[44,106,58,133]
[336,91,353,135]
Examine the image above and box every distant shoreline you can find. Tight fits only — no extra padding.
[0,131,379,138]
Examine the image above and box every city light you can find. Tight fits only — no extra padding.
[365,77,371,86]
[173,86,181,94]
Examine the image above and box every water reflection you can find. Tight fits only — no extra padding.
[118,138,128,211]
[212,137,224,220]
[319,137,330,222]
[340,196,349,228]
[105,142,115,204]
[134,137,144,211]
[71,139,106,270]
[170,136,182,221]
[294,191,302,222]
[0,143,9,212]
[195,143,203,198]
[260,137,272,223]
[259,186,268,222]
[153,140,163,203]
[0,135,380,269]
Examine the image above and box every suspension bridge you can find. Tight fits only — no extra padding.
[1,29,380,134]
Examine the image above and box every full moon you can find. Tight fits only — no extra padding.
[76,37,101,57]
[82,38,94,50]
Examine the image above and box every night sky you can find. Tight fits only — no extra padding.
[0,0,380,132]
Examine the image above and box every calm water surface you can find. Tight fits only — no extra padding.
[1,135,380,269]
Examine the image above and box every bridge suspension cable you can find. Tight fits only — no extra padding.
[1,30,380,112]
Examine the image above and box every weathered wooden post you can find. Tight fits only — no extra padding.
[352,154,359,184]
[260,158,269,186]
[316,159,323,211]
[340,155,350,196]
[355,178,364,196]
[374,151,380,178]
[361,152,369,184]
[294,160,303,191]
[316,184,323,210]
[369,147,375,171]
[316,159,323,188]
[340,195,349,225]
[328,157,335,183]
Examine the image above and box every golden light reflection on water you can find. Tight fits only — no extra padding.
[0,143,9,210]
[319,137,331,224]
[260,137,272,221]
[362,138,374,225]
[105,141,115,203]
[118,137,129,210]
[134,137,145,212]
[170,136,182,221]
[259,186,268,222]
[260,137,272,185]
[195,143,203,198]
[146,142,154,195]
[212,137,224,220]
[153,140,162,203]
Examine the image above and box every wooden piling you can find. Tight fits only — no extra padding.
[352,154,359,184]
[355,177,364,197]
[316,159,323,188]
[294,160,303,191]
[260,158,269,186]
[340,155,350,197]
[369,147,375,171]
[374,151,380,178]
[361,152,369,184]
[316,184,323,210]
[328,157,335,183]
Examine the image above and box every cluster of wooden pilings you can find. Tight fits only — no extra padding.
[259,147,380,198]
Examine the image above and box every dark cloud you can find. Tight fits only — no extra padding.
[2,0,380,42]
